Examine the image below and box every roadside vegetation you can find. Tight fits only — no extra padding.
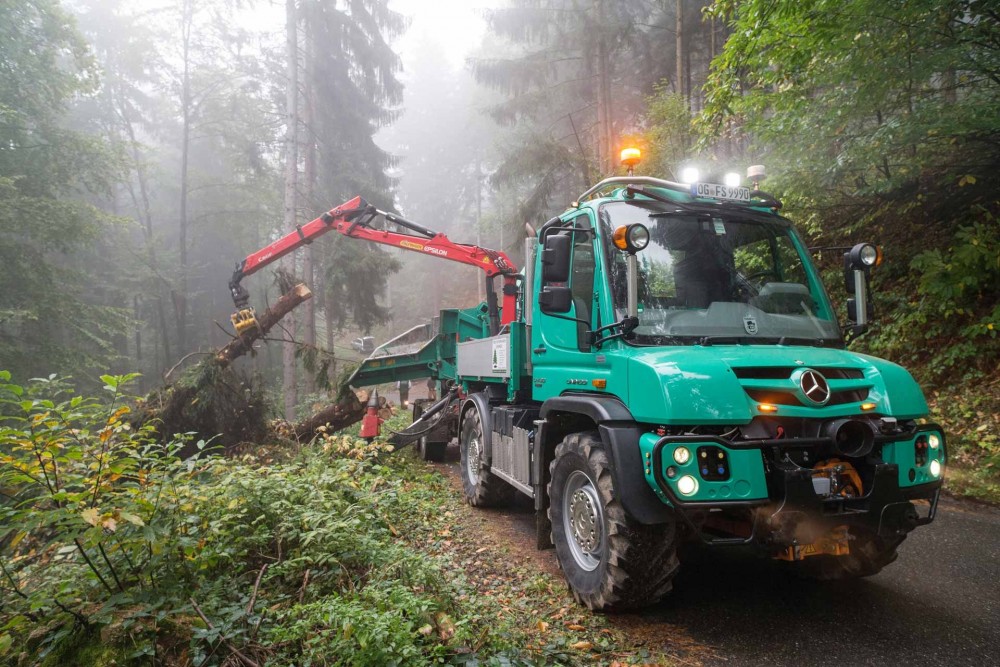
[0,374,671,666]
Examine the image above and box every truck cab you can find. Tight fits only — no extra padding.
[452,174,945,610]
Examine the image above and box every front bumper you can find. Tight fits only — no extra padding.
[647,424,945,546]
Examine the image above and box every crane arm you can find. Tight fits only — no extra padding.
[229,196,519,334]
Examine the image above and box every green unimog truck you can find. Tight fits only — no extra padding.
[349,167,946,611]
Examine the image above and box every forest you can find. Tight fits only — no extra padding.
[1,0,998,665]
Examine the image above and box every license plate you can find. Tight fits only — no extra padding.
[691,182,751,202]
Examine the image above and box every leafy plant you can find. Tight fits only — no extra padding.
[0,372,204,662]
[0,374,529,665]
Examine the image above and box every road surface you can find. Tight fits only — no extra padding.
[440,455,1000,665]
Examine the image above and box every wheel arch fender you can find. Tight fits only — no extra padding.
[537,394,672,525]
[460,391,493,461]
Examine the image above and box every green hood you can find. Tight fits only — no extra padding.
[625,345,928,425]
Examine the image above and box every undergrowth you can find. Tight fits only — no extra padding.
[0,373,531,666]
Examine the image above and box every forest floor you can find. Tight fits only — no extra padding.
[425,460,713,666]
[381,442,695,665]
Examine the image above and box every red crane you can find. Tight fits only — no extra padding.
[228,196,519,335]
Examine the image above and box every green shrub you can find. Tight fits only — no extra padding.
[865,215,1000,383]
[0,373,507,665]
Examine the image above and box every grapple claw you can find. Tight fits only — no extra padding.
[231,308,258,335]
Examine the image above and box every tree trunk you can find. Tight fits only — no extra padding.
[676,0,685,103]
[283,0,300,421]
[118,85,172,373]
[595,0,610,173]
[216,284,313,366]
[178,0,193,354]
[291,391,365,441]
[301,18,317,395]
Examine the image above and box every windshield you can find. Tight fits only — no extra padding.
[599,201,841,345]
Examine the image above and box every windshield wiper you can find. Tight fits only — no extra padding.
[629,335,683,347]
[695,336,831,347]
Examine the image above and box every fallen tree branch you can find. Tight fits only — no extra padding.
[190,597,262,667]
[163,351,213,383]
[246,564,268,615]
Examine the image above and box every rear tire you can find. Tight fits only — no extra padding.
[459,404,514,507]
[548,431,679,611]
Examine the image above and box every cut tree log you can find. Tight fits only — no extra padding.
[291,389,366,441]
[216,283,312,365]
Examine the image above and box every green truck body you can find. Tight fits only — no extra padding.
[351,176,945,610]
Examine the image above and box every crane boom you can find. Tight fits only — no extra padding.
[228,196,519,335]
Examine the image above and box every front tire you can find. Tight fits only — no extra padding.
[548,431,679,611]
[459,404,514,507]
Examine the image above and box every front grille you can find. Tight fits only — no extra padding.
[733,366,864,380]
[735,365,869,407]
[746,388,870,407]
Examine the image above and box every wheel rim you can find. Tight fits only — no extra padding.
[466,431,482,485]
[563,470,606,572]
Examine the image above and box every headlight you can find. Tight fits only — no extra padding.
[677,475,698,496]
[673,447,691,465]
[929,434,940,449]
[930,460,942,478]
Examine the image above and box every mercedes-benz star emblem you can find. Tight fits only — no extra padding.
[799,369,831,405]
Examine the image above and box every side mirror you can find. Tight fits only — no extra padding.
[541,233,571,283]
[539,285,572,314]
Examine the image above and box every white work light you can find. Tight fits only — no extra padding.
[724,172,741,187]
[681,167,700,184]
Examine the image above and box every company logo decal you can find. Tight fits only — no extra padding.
[743,314,758,335]
[399,240,424,251]
[799,369,831,405]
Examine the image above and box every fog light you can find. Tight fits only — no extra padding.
[677,475,698,496]
[673,446,691,465]
[930,460,942,478]
[929,434,940,449]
